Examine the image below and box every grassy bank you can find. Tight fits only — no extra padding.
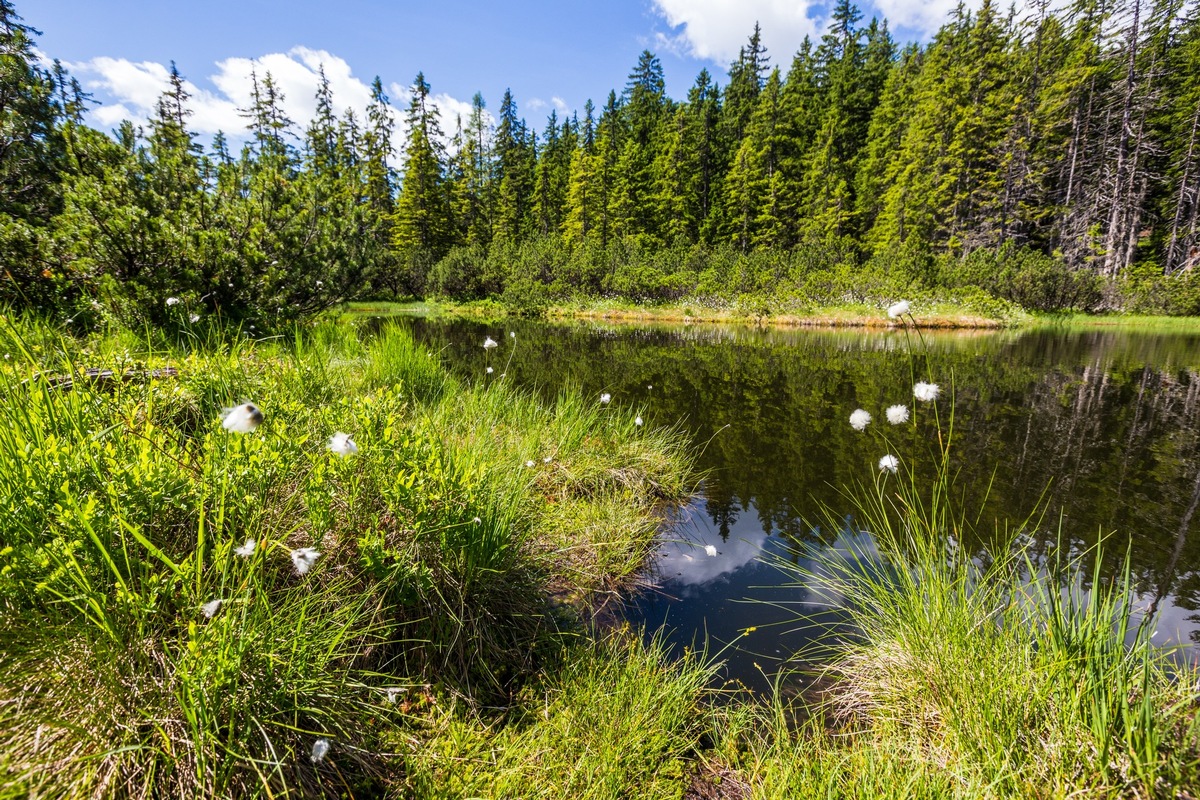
[0,315,696,797]
[343,297,1023,329]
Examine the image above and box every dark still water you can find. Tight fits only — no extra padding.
[388,316,1200,689]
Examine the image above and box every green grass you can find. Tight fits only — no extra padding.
[0,313,696,798]
[1030,312,1200,331]
[396,632,717,799]
[709,402,1200,798]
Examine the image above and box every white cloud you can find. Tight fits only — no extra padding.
[551,96,569,114]
[651,0,823,66]
[67,48,480,166]
[431,92,478,131]
[871,0,968,37]
[71,48,383,141]
[650,0,1028,67]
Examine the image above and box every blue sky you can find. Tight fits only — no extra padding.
[28,0,973,144]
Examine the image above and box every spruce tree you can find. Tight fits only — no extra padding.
[392,72,452,290]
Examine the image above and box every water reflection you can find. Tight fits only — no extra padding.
[387,315,1200,683]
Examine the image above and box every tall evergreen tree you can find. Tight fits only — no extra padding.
[392,72,452,288]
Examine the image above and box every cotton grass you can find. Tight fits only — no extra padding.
[849,409,872,431]
[221,402,264,433]
[290,547,321,575]
[913,382,940,402]
[328,432,358,457]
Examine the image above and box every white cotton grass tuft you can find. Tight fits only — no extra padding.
[201,599,223,618]
[290,547,321,575]
[189,313,200,323]
[849,409,872,431]
[328,432,358,457]
[235,538,256,557]
[599,393,611,404]
[887,300,911,319]
[472,517,482,525]
[310,738,331,763]
[913,382,940,402]
[886,404,910,425]
[879,454,900,473]
[509,331,516,338]
[704,544,718,557]
[486,366,494,374]
[221,402,263,433]
[483,337,498,349]
[543,455,553,463]
[525,460,535,468]
[166,296,181,306]
[635,416,643,426]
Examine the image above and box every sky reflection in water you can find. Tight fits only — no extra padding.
[390,316,1200,688]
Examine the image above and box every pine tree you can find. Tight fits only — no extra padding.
[593,91,624,247]
[392,72,452,287]
[614,51,669,240]
[563,100,599,245]
[493,89,536,244]
[854,44,922,239]
[532,110,571,236]
[448,92,494,247]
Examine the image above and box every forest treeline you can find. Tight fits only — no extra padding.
[5,0,1200,327]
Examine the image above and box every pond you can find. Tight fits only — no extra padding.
[385,315,1200,692]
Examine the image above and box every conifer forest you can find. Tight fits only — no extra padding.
[7,0,1200,324]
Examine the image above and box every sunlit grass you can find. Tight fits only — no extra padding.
[0,313,696,798]
[396,632,717,800]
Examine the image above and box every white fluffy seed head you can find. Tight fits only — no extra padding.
[887,300,911,319]
[599,393,611,404]
[486,366,494,374]
[311,738,330,763]
[235,538,256,557]
[291,547,321,575]
[849,409,872,431]
[483,337,498,349]
[704,544,718,557]
[201,599,223,618]
[221,402,263,433]
[879,454,900,473]
[635,416,643,426]
[913,382,940,402]
[328,432,358,457]
[886,404,910,425]
[166,296,181,306]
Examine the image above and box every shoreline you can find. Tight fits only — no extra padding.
[345,300,1200,332]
